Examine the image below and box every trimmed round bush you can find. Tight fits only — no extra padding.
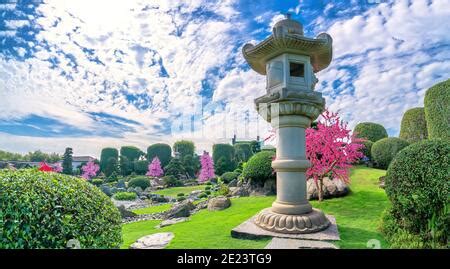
[220,171,239,184]
[127,176,150,189]
[353,122,388,142]
[147,143,172,167]
[162,175,182,187]
[424,79,450,140]
[399,107,428,143]
[361,140,374,160]
[91,178,104,186]
[241,151,275,186]
[113,191,137,201]
[177,193,184,197]
[100,147,118,174]
[0,169,122,248]
[371,137,409,169]
[385,139,449,246]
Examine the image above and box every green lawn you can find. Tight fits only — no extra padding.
[121,166,389,249]
[154,185,206,197]
[131,203,172,215]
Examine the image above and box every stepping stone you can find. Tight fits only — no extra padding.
[156,217,189,228]
[265,238,338,249]
[130,232,174,249]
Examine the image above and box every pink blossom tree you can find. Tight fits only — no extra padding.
[146,157,164,177]
[52,162,63,173]
[81,161,100,180]
[198,151,215,183]
[306,109,364,201]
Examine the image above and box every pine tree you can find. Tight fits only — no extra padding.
[62,147,73,175]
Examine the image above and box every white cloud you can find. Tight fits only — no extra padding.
[316,0,450,135]
[4,20,30,29]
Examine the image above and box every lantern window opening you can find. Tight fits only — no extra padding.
[289,62,304,78]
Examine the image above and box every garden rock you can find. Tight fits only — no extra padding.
[228,178,238,187]
[230,185,250,197]
[207,196,231,211]
[157,217,190,228]
[117,205,137,218]
[130,232,174,249]
[164,200,195,219]
[306,177,349,200]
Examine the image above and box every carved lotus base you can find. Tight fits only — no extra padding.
[254,208,330,234]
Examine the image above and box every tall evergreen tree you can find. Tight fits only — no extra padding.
[62,147,73,175]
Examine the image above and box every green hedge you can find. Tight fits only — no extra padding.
[234,143,253,162]
[383,139,449,247]
[353,122,388,142]
[371,137,409,169]
[399,107,428,143]
[127,176,150,190]
[424,79,450,140]
[0,169,121,248]
[113,192,137,201]
[147,143,172,167]
[173,140,195,158]
[361,140,374,160]
[220,171,240,184]
[213,144,236,175]
[241,151,275,186]
[100,148,118,172]
[120,146,143,162]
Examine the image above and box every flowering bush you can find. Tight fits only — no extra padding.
[198,151,215,183]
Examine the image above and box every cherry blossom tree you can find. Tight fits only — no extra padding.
[52,162,63,173]
[146,157,164,177]
[198,151,215,183]
[38,162,53,172]
[306,109,364,201]
[81,161,100,180]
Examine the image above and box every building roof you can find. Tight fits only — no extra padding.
[72,156,95,162]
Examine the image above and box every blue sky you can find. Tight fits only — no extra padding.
[0,0,449,157]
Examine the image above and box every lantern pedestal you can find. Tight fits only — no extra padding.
[253,89,329,234]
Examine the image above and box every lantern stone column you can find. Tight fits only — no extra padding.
[243,14,333,234]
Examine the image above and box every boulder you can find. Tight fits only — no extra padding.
[306,177,349,200]
[230,185,250,197]
[157,217,190,228]
[164,200,195,219]
[130,232,174,249]
[117,205,137,218]
[228,178,238,187]
[207,196,231,211]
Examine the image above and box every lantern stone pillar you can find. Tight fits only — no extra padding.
[242,14,333,234]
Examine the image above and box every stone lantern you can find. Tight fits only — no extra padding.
[243,14,333,234]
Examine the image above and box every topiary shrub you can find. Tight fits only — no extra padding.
[100,147,118,175]
[147,143,172,167]
[384,139,449,248]
[177,193,184,197]
[371,137,409,169]
[113,192,137,201]
[162,175,182,187]
[205,186,211,191]
[361,140,374,160]
[399,107,428,143]
[212,144,236,175]
[91,178,104,186]
[220,171,239,184]
[241,151,275,186]
[424,79,450,140]
[0,169,122,248]
[353,122,388,142]
[127,176,150,190]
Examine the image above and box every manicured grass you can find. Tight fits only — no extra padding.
[131,203,172,215]
[121,166,389,249]
[154,185,206,197]
[310,166,389,249]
